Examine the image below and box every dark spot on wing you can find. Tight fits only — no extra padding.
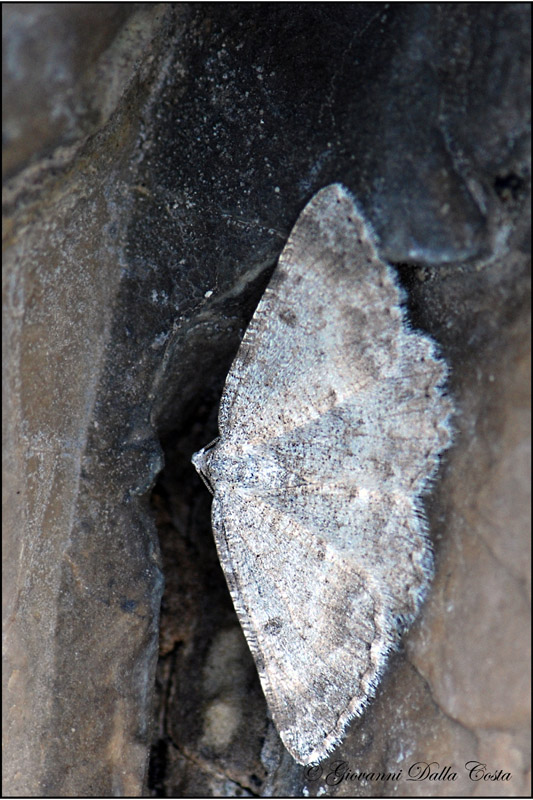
[279,309,298,326]
[264,617,284,635]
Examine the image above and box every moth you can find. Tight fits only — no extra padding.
[193,184,452,764]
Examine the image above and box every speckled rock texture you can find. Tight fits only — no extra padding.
[2,3,530,798]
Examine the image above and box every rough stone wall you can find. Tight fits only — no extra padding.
[2,3,530,797]
[3,4,177,795]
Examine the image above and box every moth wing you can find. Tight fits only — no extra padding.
[218,184,401,443]
[219,184,450,456]
[212,489,393,764]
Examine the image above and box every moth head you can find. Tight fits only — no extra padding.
[191,437,220,494]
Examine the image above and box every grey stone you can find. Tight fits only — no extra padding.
[3,4,177,796]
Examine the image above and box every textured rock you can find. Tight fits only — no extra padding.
[3,4,178,796]
[2,2,530,798]
[3,3,146,179]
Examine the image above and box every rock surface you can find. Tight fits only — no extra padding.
[2,3,530,797]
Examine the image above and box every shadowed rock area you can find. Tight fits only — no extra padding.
[2,3,530,797]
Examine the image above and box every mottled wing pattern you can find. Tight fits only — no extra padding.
[199,184,452,764]
[211,490,391,764]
